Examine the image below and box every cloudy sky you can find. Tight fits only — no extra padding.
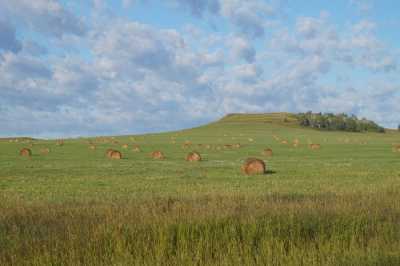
[0,0,399,138]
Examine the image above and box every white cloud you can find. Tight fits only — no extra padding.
[0,0,86,38]
[1,1,400,137]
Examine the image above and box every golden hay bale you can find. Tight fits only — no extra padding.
[110,150,122,159]
[309,144,321,150]
[19,148,32,157]
[241,158,266,175]
[186,151,202,162]
[262,148,273,157]
[106,149,114,158]
[248,138,254,142]
[205,144,211,149]
[233,143,241,149]
[281,140,288,145]
[122,144,129,149]
[40,148,50,155]
[151,151,165,160]
[89,145,96,150]
[224,144,233,149]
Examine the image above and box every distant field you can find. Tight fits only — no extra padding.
[1,113,400,265]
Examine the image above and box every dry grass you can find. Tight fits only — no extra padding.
[1,193,400,265]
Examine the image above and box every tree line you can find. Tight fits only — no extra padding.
[295,112,385,133]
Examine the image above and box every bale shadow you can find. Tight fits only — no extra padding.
[265,170,277,175]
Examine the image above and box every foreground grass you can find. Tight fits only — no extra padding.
[1,114,400,265]
[1,193,400,265]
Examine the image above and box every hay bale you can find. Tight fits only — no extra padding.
[224,144,233,149]
[309,144,321,150]
[241,158,266,175]
[40,148,50,155]
[186,151,201,162]
[89,145,96,150]
[122,144,129,149]
[151,151,165,160]
[19,148,32,157]
[281,140,288,145]
[106,149,115,158]
[110,150,122,159]
[262,148,273,157]
[233,143,241,149]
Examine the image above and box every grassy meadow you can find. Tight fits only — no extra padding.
[1,113,400,265]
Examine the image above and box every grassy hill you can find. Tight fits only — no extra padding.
[1,113,400,265]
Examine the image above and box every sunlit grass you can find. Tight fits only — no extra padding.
[1,114,400,265]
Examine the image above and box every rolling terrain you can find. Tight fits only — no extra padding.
[1,113,400,265]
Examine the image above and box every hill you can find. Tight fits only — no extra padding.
[0,113,400,265]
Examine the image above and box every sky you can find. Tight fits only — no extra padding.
[0,0,399,138]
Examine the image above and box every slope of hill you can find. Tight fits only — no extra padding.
[0,113,400,265]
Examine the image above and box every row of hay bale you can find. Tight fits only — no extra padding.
[18,147,266,175]
[104,149,200,161]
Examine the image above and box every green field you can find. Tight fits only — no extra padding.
[1,113,400,265]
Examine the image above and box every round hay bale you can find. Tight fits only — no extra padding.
[110,150,122,159]
[309,144,321,150]
[224,144,233,149]
[151,151,165,160]
[89,145,96,150]
[20,148,32,157]
[122,144,129,149]
[106,149,114,158]
[281,140,288,145]
[241,158,266,175]
[262,148,273,157]
[40,148,50,155]
[186,151,201,162]
[233,143,241,149]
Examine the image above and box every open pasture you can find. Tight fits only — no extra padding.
[1,113,400,265]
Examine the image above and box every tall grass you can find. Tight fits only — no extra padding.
[1,192,400,265]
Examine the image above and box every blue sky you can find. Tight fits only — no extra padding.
[0,0,399,138]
